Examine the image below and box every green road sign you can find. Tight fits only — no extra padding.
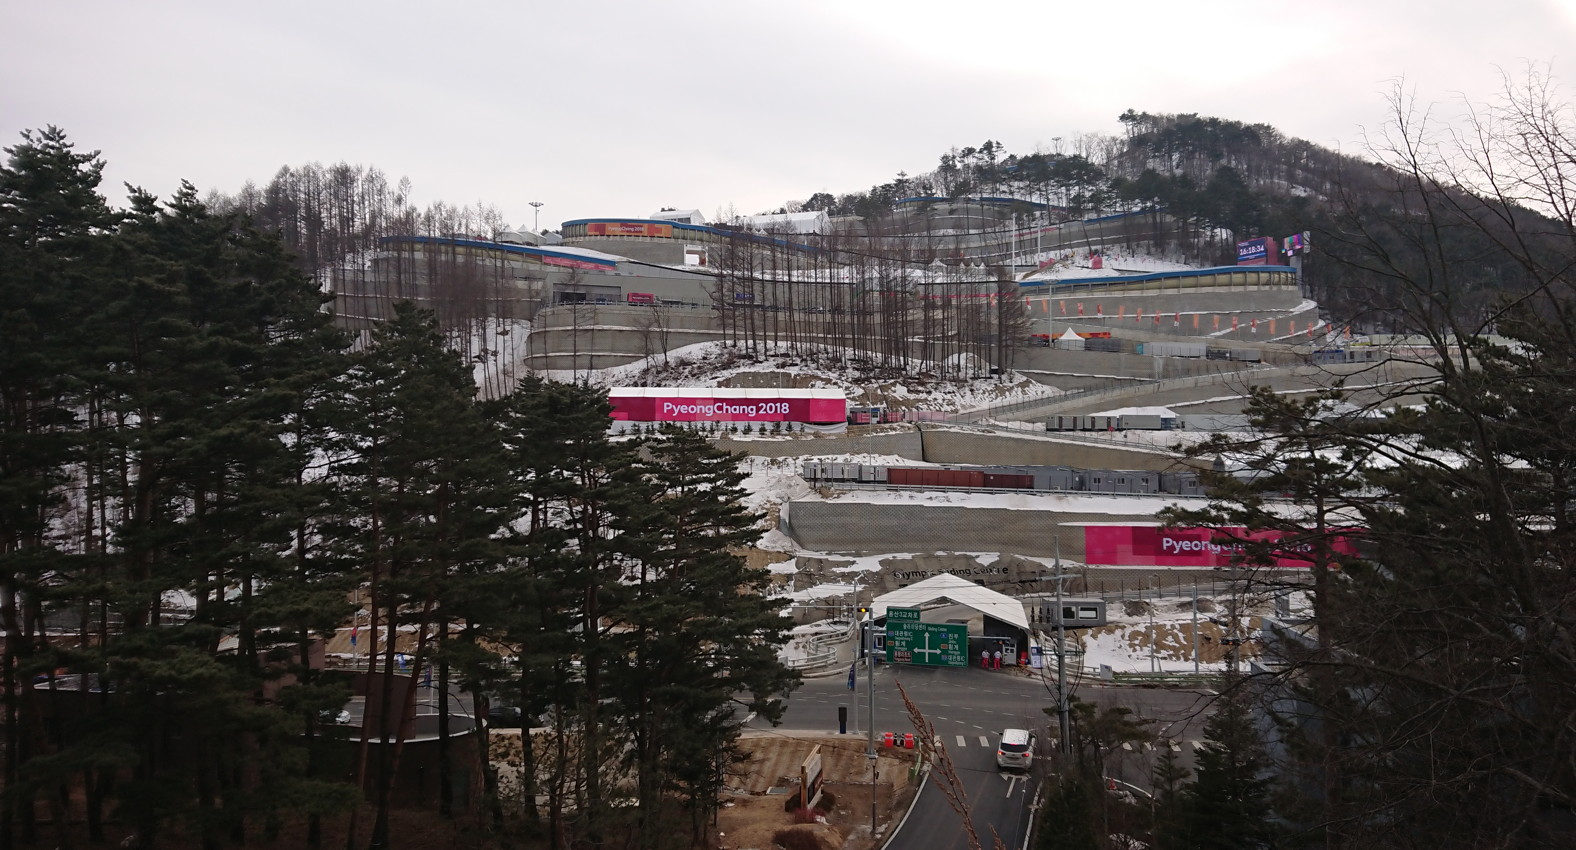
[884,607,968,667]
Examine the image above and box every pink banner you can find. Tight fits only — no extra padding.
[610,395,846,424]
[542,255,610,271]
[1083,525,1356,568]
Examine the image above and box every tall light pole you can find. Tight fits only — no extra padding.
[529,201,544,233]
[864,608,876,836]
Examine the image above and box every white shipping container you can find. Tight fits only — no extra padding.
[1120,414,1164,430]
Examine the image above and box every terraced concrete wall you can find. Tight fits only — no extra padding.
[918,428,1190,472]
[780,501,1157,558]
[1012,348,1260,388]
[716,430,925,460]
[710,428,1173,468]
[526,305,725,371]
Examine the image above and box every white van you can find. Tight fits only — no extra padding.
[996,728,1035,770]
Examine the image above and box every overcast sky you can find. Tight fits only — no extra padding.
[5,1,1575,231]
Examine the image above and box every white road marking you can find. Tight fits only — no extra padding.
[744,712,756,725]
[1003,774,1025,797]
[979,735,989,747]
[956,735,966,747]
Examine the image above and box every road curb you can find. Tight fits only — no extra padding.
[878,757,931,850]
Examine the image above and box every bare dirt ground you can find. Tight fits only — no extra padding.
[717,735,917,850]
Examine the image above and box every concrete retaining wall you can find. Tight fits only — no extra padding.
[715,430,925,460]
[918,428,1188,471]
[781,500,1159,558]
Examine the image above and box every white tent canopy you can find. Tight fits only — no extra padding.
[871,573,1030,633]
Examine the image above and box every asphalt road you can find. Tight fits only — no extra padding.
[752,662,1219,849]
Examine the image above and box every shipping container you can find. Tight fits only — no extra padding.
[1145,342,1207,358]
[943,469,986,488]
[1118,414,1164,430]
[982,473,1034,489]
[858,465,879,482]
[1205,348,1233,361]
[801,462,822,480]
[1084,338,1125,353]
[1162,471,1206,497]
[1230,349,1262,362]
[1033,466,1078,491]
[1088,415,1119,431]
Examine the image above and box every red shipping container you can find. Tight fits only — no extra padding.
[939,469,984,488]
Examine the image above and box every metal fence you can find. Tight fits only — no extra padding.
[784,620,857,674]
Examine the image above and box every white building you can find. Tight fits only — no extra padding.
[649,209,707,226]
[746,210,830,235]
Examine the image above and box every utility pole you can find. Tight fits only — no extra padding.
[1192,584,1201,674]
[1149,607,1157,673]
[865,609,877,836]
[1054,533,1070,753]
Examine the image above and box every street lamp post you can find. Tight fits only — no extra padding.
[864,609,877,836]
[529,201,544,233]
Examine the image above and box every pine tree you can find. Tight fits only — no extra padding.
[83,182,355,848]
[1175,687,1276,850]
[316,300,511,850]
[491,375,643,845]
[1150,739,1193,849]
[1035,777,1098,850]
[616,427,797,844]
[0,125,117,850]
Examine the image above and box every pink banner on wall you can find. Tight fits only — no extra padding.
[609,394,846,424]
[1082,525,1356,568]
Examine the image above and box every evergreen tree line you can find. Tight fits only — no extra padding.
[1,127,796,850]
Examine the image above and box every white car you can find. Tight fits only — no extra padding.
[996,728,1035,770]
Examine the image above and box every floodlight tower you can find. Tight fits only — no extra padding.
[529,201,544,232]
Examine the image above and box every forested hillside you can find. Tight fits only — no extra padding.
[790,102,1563,330]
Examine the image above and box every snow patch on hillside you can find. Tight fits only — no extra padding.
[542,341,1062,412]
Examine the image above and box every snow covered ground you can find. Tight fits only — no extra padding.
[540,341,1061,412]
